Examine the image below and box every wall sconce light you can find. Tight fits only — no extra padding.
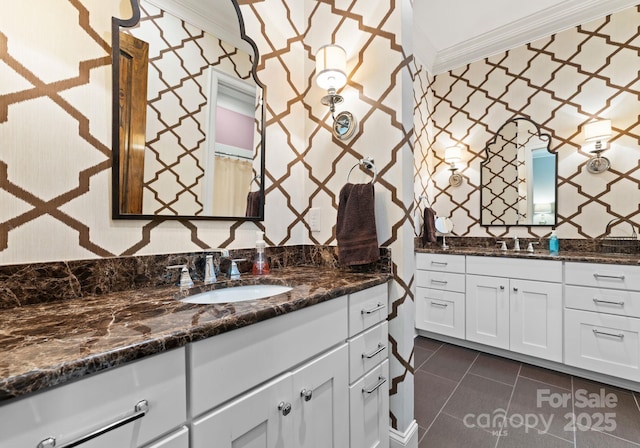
[444,145,463,186]
[583,119,612,174]
[315,44,356,140]
[534,202,552,225]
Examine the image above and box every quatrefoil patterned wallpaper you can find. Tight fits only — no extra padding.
[414,5,640,240]
[1,0,639,437]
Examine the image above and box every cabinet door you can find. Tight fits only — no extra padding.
[192,373,293,448]
[466,275,509,349]
[292,344,349,448]
[349,359,389,448]
[509,279,562,362]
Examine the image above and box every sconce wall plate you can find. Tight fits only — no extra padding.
[586,156,611,174]
[448,172,463,187]
[333,111,357,140]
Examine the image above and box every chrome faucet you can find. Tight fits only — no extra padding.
[513,236,520,252]
[496,241,507,251]
[204,249,229,284]
[167,264,194,290]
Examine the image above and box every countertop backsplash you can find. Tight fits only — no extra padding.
[0,245,391,309]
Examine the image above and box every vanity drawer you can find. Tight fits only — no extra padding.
[565,262,640,291]
[415,287,465,339]
[565,285,640,318]
[565,309,640,382]
[348,283,388,337]
[416,253,465,273]
[466,256,562,283]
[0,348,187,448]
[416,270,465,293]
[190,295,348,416]
[348,321,388,383]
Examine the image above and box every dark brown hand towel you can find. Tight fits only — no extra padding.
[422,207,437,245]
[336,183,379,266]
[245,191,261,217]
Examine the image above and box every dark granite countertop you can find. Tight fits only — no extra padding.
[0,266,391,404]
[415,247,640,265]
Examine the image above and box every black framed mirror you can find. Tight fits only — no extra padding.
[480,117,557,226]
[111,0,265,220]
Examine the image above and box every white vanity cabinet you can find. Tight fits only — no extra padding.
[347,284,390,448]
[415,253,466,338]
[190,283,389,448]
[564,262,640,381]
[0,348,187,448]
[466,256,563,361]
[192,344,348,448]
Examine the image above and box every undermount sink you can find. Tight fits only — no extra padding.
[180,284,293,304]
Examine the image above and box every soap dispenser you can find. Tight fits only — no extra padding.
[252,231,270,275]
[549,229,559,256]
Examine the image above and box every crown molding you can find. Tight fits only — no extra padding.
[429,0,639,75]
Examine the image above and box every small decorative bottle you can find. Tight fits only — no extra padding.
[252,231,270,275]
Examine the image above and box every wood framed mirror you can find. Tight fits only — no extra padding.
[480,117,557,226]
[111,0,265,220]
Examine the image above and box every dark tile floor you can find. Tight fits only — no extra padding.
[414,336,640,448]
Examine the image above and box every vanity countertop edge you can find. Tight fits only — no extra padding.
[415,247,640,265]
[0,266,391,404]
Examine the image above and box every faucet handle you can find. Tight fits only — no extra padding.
[527,242,539,253]
[496,241,507,251]
[166,265,194,289]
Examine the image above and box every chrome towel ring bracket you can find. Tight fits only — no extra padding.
[347,157,377,184]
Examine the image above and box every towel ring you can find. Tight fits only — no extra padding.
[419,194,431,207]
[347,157,377,184]
[249,175,261,187]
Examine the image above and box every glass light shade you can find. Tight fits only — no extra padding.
[315,45,347,91]
[584,120,612,142]
[444,146,462,164]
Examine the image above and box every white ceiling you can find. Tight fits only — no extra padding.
[413,0,640,74]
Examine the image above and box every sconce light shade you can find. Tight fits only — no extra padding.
[315,45,347,91]
[584,119,612,143]
[444,145,463,187]
[583,119,612,174]
[444,146,462,164]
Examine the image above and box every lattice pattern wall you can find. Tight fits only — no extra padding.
[415,5,640,240]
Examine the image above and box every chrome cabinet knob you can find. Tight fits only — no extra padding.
[301,389,313,402]
[278,401,292,416]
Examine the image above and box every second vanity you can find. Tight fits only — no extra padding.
[415,248,640,392]
[0,266,390,448]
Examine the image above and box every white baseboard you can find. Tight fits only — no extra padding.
[389,420,419,448]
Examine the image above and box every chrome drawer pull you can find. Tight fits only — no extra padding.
[593,298,625,306]
[37,400,149,448]
[362,343,386,359]
[430,279,448,285]
[430,301,448,308]
[431,261,448,266]
[593,273,625,280]
[592,329,624,339]
[361,303,385,315]
[362,376,387,394]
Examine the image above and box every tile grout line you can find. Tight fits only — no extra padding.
[422,351,481,437]
[493,363,522,448]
